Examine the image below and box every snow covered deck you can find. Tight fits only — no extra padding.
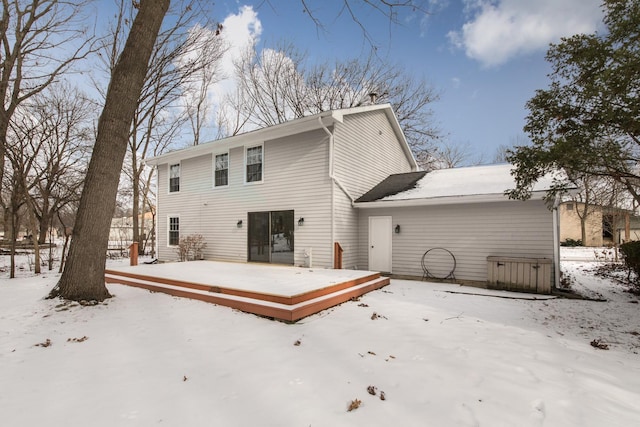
[104,261,389,322]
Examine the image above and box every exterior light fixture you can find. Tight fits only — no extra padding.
[298,217,304,226]
[395,224,401,234]
[237,220,243,228]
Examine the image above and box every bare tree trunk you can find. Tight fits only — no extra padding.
[139,196,147,255]
[132,168,142,255]
[58,234,69,274]
[27,206,41,274]
[38,205,51,245]
[58,222,71,274]
[2,207,12,242]
[50,0,170,301]
[150,205,156,259]
[48,216,54,271]
[9,210,17,279]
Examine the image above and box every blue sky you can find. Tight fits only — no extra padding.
[87,1,605,161]
[206,0,605,162]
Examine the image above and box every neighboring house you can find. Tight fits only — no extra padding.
[559,201,638,246]
[109,213,155,247]
[559,201,605,246]
[616,215,640,244]
[147,104,559,291]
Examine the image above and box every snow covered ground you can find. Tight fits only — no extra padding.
[1,249,639,426]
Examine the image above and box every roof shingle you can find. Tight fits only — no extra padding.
[355,171,428,202]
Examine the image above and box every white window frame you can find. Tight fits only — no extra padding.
[214,152,229,188]
[244,144,264,184]
[167,215,180,247]
[168,163,181,193]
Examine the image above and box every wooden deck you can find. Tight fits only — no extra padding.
[105,261,389,322]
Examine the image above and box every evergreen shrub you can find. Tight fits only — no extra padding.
[619,241,640,285]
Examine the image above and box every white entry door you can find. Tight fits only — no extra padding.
[369,216,392,272]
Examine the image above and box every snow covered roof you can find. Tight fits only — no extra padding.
[355,163,556,207]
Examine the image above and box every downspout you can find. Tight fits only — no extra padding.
[155,165,159,260]
[319,116,356,268]
[320,117,336,268]
[552,194,561,290]
[319,116,355,205]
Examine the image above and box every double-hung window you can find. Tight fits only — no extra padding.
[168,216,179,246]
[246,145,263,183]
[169,163,180,193]
[215,153,229,187]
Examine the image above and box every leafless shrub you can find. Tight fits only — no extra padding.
[176,234,207,261]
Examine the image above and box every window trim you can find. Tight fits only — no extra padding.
[213,151,230,188]
[168,162,181,194]
[244,143,264,184]
[167,215,180,247]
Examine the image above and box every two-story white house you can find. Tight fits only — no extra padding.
[147,104,559,292]
[147,104,417,270]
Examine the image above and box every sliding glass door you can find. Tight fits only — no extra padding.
[248,212,270,263]
[248,210,294,265]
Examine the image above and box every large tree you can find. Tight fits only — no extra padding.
[219,43,441,168]
[0,0,92,239]
[4,83,93,276]
[97,0,225,256]
[507,0,640,202]
[50,0,432,302]
[26,83,94,245]
[49,0,170,301]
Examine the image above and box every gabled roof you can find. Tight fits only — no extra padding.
[146,103,417,169]
[355,163,556,207]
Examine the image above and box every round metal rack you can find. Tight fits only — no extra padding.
[421,247,456,281]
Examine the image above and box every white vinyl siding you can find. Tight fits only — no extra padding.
[333,184,359,269]
[330,109,413,269]
[333,110,413,200]
[245,145,263,183]
[154,107,418,267]
[214,152,229,187]
[155,129,332,265]
[358,200,555,284]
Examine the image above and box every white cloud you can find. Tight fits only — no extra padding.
[451,77,461,88]
[175,6,262,143]
[419,0,450,36]
[178,5,260,140]
[448,0,603,67]
[213,5,262,104]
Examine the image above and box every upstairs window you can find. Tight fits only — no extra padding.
[246,145,263,183]
[215,153,229,187]
[169,163,180,193]
[168,216,179,246]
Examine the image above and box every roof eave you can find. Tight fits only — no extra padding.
[146,104,418,171]
[354,191,549,208]
[145,110,339,166]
